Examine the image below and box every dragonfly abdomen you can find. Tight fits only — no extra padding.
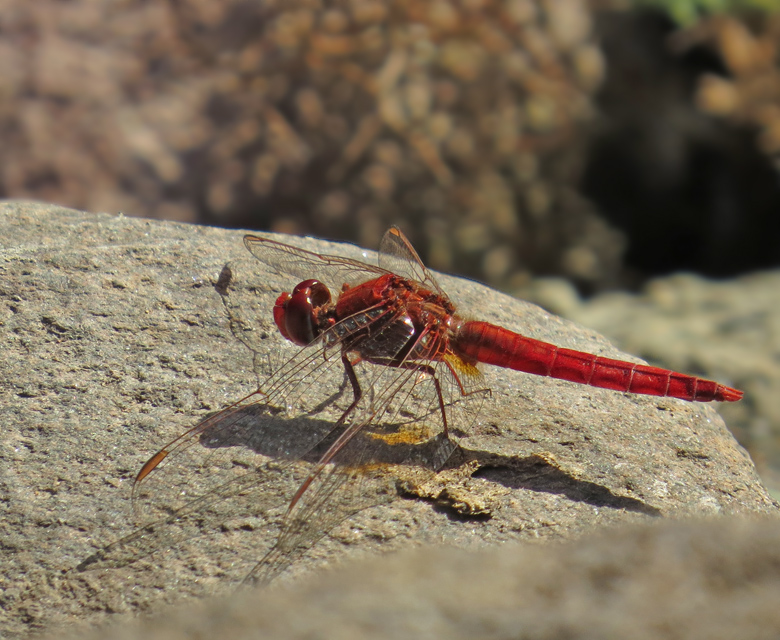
[452,320,742,402]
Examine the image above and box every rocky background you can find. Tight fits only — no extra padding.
[3,0,780,291]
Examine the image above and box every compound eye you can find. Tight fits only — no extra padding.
[293,279,331,307]
[273,292,294,343]
[283,288,316,345]
[273,280,333,347]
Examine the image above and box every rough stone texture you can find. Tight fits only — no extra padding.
[0,202,775,638]
[58,518,780,640]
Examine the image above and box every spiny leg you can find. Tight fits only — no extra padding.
[397,357,492,439]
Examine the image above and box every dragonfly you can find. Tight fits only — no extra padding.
[79,227,742,585]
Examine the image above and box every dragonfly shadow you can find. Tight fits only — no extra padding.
[195,406,661,517]
[446,447,662,517]
[195,405,334,463]
[195,403,457,473]
[78,407,455,578]
[84,408,661,584]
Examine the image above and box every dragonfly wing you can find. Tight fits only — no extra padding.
[78,304,408,574]
[76,451,297,572]
[244,321,495,584]
[377,227,446,296]
[243,234,391,291]
[244,358,461,586]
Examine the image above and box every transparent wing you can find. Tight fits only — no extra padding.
[377,227,446,296]
[76,318,376,574]
[76,282,447,579]
[243,234,391,291]
[244,339,490,586]
[244,365,459,585]
[77,349,487,582]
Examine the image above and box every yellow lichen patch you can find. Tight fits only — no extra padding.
[341,462,392,476]
[400,459,509,517]
[366,422,437,446]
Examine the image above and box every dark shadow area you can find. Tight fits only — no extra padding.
[195,402,457,471]
[468,454,662,517]
[79,401,662,579]
[584,10,780,287]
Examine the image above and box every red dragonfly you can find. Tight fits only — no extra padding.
[79,227,742,584]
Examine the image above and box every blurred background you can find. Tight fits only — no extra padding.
[2,0,779,492]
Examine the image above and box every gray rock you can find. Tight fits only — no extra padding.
[0,202,775,638]
[58,518,780,640]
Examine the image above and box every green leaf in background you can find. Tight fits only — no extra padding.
[633,0,780,25]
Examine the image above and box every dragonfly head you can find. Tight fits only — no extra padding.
[273,279,332,346]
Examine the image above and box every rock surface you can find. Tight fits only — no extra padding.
[59,517,780,640]
[0,202,776,638]
[519,270,780,495]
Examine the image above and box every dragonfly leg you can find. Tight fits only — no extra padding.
[286,355,364,512]
[304,359,358,417]
[336,353,363,426]
[393,362,449,438]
